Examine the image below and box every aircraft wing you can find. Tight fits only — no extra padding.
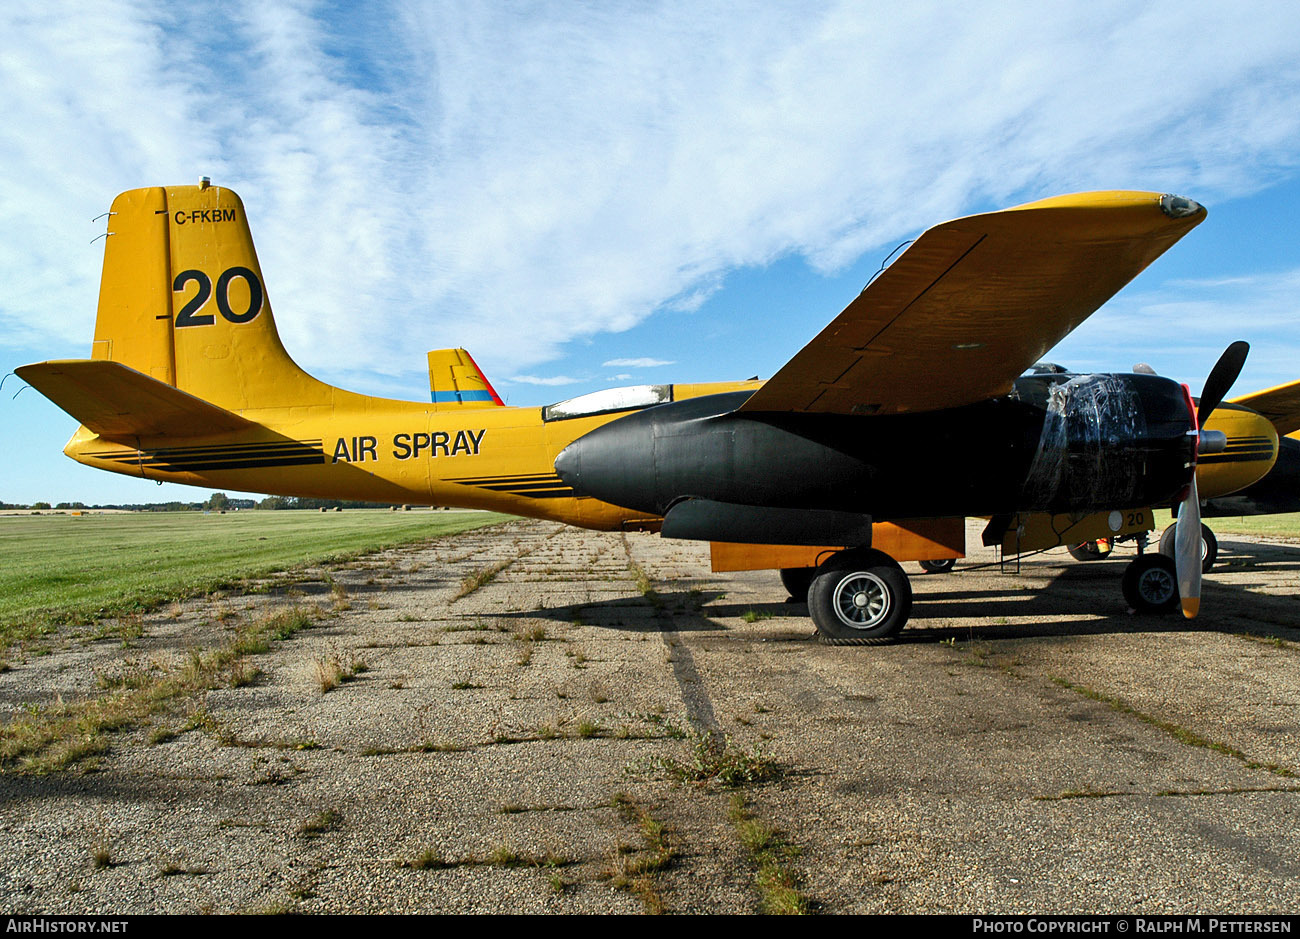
[1228,379,1300,437]
[739,191,1206,416]
[16,359,255,441]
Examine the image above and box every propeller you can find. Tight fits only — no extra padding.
[1174,341,1249,619]
[1196,340,1249,427]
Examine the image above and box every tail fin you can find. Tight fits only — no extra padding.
[427,348,504,408]
[91,183,333,412]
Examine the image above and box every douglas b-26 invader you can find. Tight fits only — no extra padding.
[19,182,1300,643]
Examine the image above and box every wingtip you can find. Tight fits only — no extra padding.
[1159,193,1204,220]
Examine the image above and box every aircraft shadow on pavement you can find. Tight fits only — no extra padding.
[489,588,814,637]
[1211,539,1300,573]
[900,537,1300,645]
[445,538,1300,646]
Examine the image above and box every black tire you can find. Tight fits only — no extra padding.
[779,567,815,602]
[918,558,957,574]
[1201,525,1219,570]
[1067,538,1113,562]
[808,549,911,645]
[1121,553,1180,614]
[1158,523,1217,573]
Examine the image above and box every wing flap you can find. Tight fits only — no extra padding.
[1229,379,1300,438]
[742,191,1206,416]
[17,359,254,441]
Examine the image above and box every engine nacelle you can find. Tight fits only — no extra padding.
[554,374,1199,536]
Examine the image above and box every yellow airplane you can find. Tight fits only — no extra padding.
[18,182,1296,644]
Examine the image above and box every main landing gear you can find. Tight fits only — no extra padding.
[778,566,815,603]
[1120,553,1180,613]
[805,549,912,645]
[1158,522,1218,573]
[1112,522,1216,614]
[782,529,1204,643]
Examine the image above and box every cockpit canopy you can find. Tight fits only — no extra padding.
[542,384,673,422]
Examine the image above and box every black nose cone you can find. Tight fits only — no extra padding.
[554,444,580,488]
[552,417,659,513]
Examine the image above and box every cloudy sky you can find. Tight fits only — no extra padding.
[4,0,1300,503]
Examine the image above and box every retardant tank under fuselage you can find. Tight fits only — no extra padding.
[554,373,1197,521]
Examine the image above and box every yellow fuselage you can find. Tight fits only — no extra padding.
[63,379,760,530]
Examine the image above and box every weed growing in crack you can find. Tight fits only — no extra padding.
[655,732,778,787]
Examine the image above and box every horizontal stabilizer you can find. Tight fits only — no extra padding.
[1229,379,1300,437]
[16,359,254,441]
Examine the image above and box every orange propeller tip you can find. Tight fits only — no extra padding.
[1181,598,1200,619]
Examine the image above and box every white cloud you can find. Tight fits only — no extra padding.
[602,358,676,368]
[506,374,585,386]
[3,0,1300,393]
[1048,267,1300,395]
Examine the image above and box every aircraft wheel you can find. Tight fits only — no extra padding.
[917,558,956,574]
[1158,523,1217,573]
[808,549,911,645]
[1067,538,1113,561]
[1201,525,1219,569]
[1121,553,1180,614]
[779,567,814,602]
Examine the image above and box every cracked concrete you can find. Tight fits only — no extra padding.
[1,517,1298,913]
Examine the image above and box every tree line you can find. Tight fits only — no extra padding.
[3,494,402,512]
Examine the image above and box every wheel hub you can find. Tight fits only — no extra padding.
[1138,567,1175,604]
[833,572,891,629]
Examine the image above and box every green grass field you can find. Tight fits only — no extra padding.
[3,505,1297,652]
[1151,509,1300,541]
[0,509,510,643]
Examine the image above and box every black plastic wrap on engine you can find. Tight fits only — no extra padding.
[1020,374,1147,511]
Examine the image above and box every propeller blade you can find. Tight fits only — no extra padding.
[1173,344,1244,620]
[1174,475,1202,619]
[1197,341,1249,426]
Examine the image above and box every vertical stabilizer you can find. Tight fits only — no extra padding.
[90,183,334,413]
[427,348,504,408]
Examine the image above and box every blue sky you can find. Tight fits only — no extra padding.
[3,0,1300,504]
